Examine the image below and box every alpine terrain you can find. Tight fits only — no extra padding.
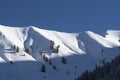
[0,25,120,80]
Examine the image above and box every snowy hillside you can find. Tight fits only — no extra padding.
[0,25,120,80]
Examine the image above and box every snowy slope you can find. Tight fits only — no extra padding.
[0,25,120,80]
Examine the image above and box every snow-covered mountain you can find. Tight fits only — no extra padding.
[0,25,120,80]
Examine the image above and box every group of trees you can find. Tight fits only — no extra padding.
[22,40,62,73]
[50,40,60,53]
[75,54,120,80]
[41,56,67,72]
[40,62,57,72]
[12,45,19,52]
[40,54,57,72]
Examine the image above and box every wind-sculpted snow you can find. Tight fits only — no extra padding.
[0,25,120,80]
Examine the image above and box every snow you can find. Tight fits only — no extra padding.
[105,30,120,45]
[0,25,120,80]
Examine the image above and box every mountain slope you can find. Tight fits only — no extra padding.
[76,51,120,80]
[0,25,120,80]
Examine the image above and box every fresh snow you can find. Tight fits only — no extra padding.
[0,25,120,80]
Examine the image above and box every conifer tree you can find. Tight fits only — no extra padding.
[43,54,48,62]
[41,64,46,72]
[48,59,52,65]
[25,48,30,54]
[119,39,120,42]
[61,57,67,64]
[16,46,19,52]
[52,65,57,70]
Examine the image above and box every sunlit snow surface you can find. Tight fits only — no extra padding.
[0,25,120,80]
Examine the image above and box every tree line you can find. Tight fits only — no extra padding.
[75,54,120,80]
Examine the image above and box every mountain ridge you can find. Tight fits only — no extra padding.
[0,25,120,80]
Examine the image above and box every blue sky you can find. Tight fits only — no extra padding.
[0,0,120,34]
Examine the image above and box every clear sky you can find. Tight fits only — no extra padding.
[0,0,120,34]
